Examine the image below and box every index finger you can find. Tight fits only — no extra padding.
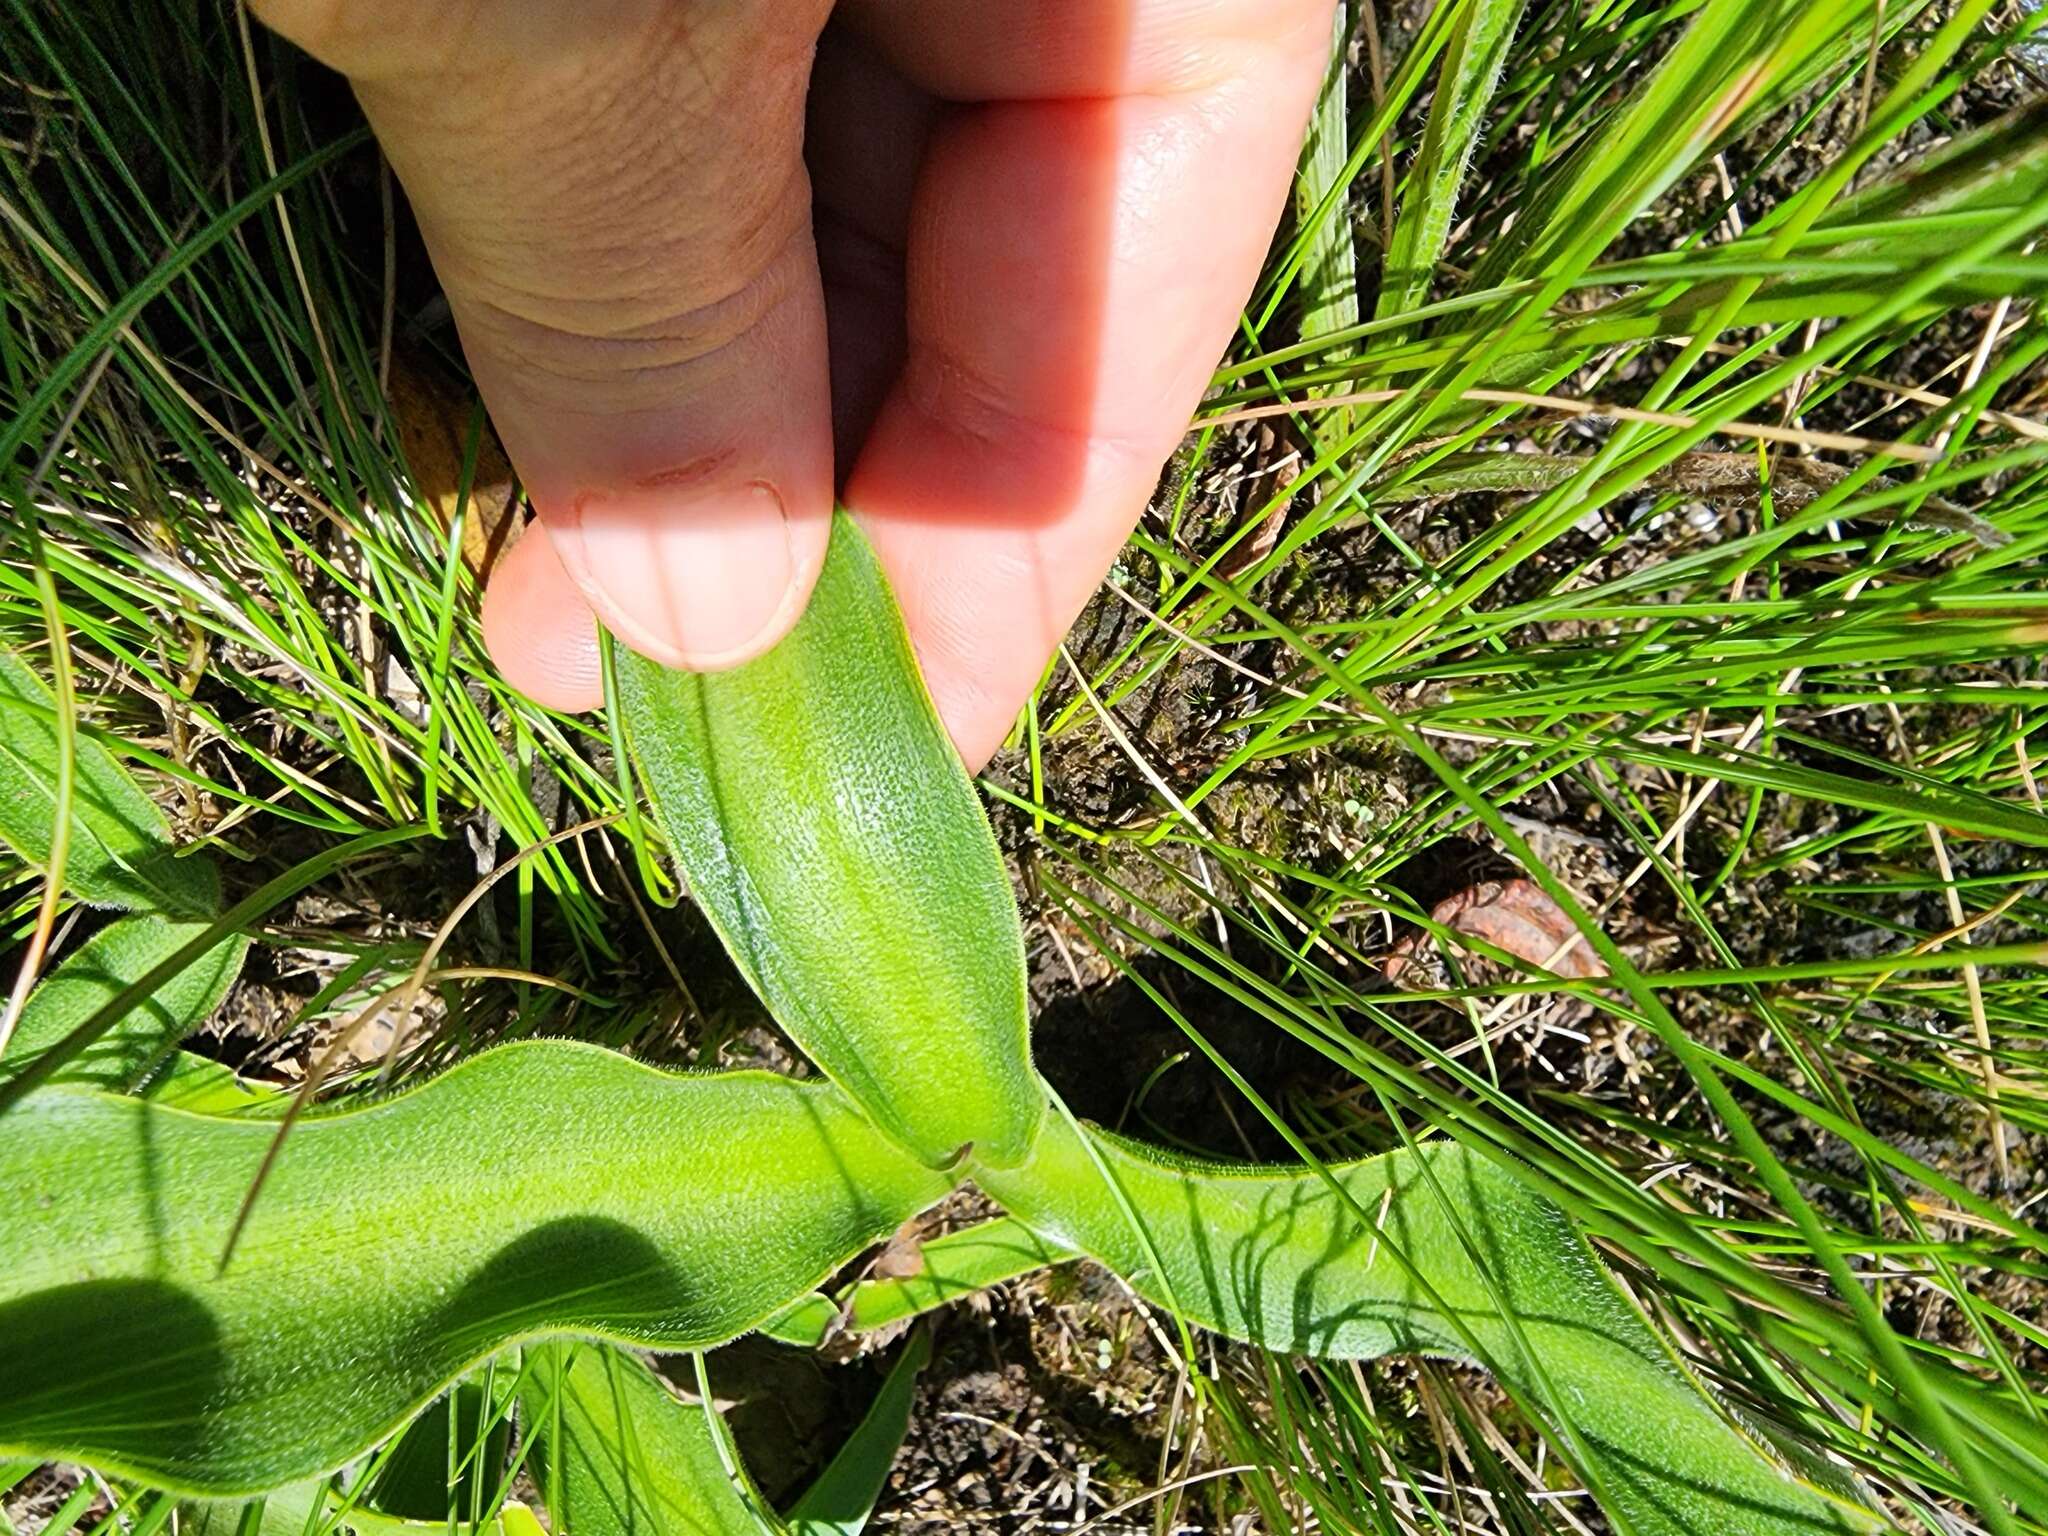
[840,0,1336,768]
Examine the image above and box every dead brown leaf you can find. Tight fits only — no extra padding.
[1385,877,1608,987]
[869,1214,928,1281]
[386,344,522,581]
[1216,421,1298,581]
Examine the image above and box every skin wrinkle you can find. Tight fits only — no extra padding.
[379,92,804,299]
[452,213,811,370]
[431,181,818,415]
[663,1,723,107]
[893,345,1167,498]
[271,0,774,89]
[359,11,810,285]
[442,172,810,325]
[350,14,678,132]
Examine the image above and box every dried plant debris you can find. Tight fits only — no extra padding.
[385,344,524,580]
[1386,877,1609,986]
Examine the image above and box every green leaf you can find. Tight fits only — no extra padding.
[760,1218,1073,1350]
[521,1342,779,1536]
[616,512,1042,1171]
[0,825,423,1113]
[0,917,247,1094]
[351,1369,516,1535]
[755,1295,842,1352]
[786,1330,929,1536]
[522,1332,929,1536]
[978,1116,1878,1536]
[145,1046,282,1115]
[0,649,219,915]
[0,1036,1881,1536]
[185,1475,532,1536]
[181,1480,333,1536]
[0,1042,952,1493]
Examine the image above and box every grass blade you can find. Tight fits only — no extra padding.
[519,1342,779,1536]
[179,1481,331,1536]
[0,823,421,1111]
[786,1329,930,1536]
[350,1371,515,1536]
[1376,0,1527,322]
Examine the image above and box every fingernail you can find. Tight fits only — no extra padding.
[551,480,797,670]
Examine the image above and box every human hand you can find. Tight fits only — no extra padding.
[253,0,1334,769]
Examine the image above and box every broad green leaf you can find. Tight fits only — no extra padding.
[0,917,247,1094]
[146,1046,282,1115]
[185,1482,532,1536]
[521,1333,928,1536]
[346,1503,514,1536]
[786,1329,929,1536]
[760,1218,1073,1350]
[0,1042,952,1492]
[182,1480,333,1536]
[616,512,1042,1171]
[520,1342,779,1536]
[185,1479,532,1536]
[978,1117,1877,1536]
[0,649,219,915]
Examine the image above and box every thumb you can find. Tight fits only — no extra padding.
[263,1,837,670]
